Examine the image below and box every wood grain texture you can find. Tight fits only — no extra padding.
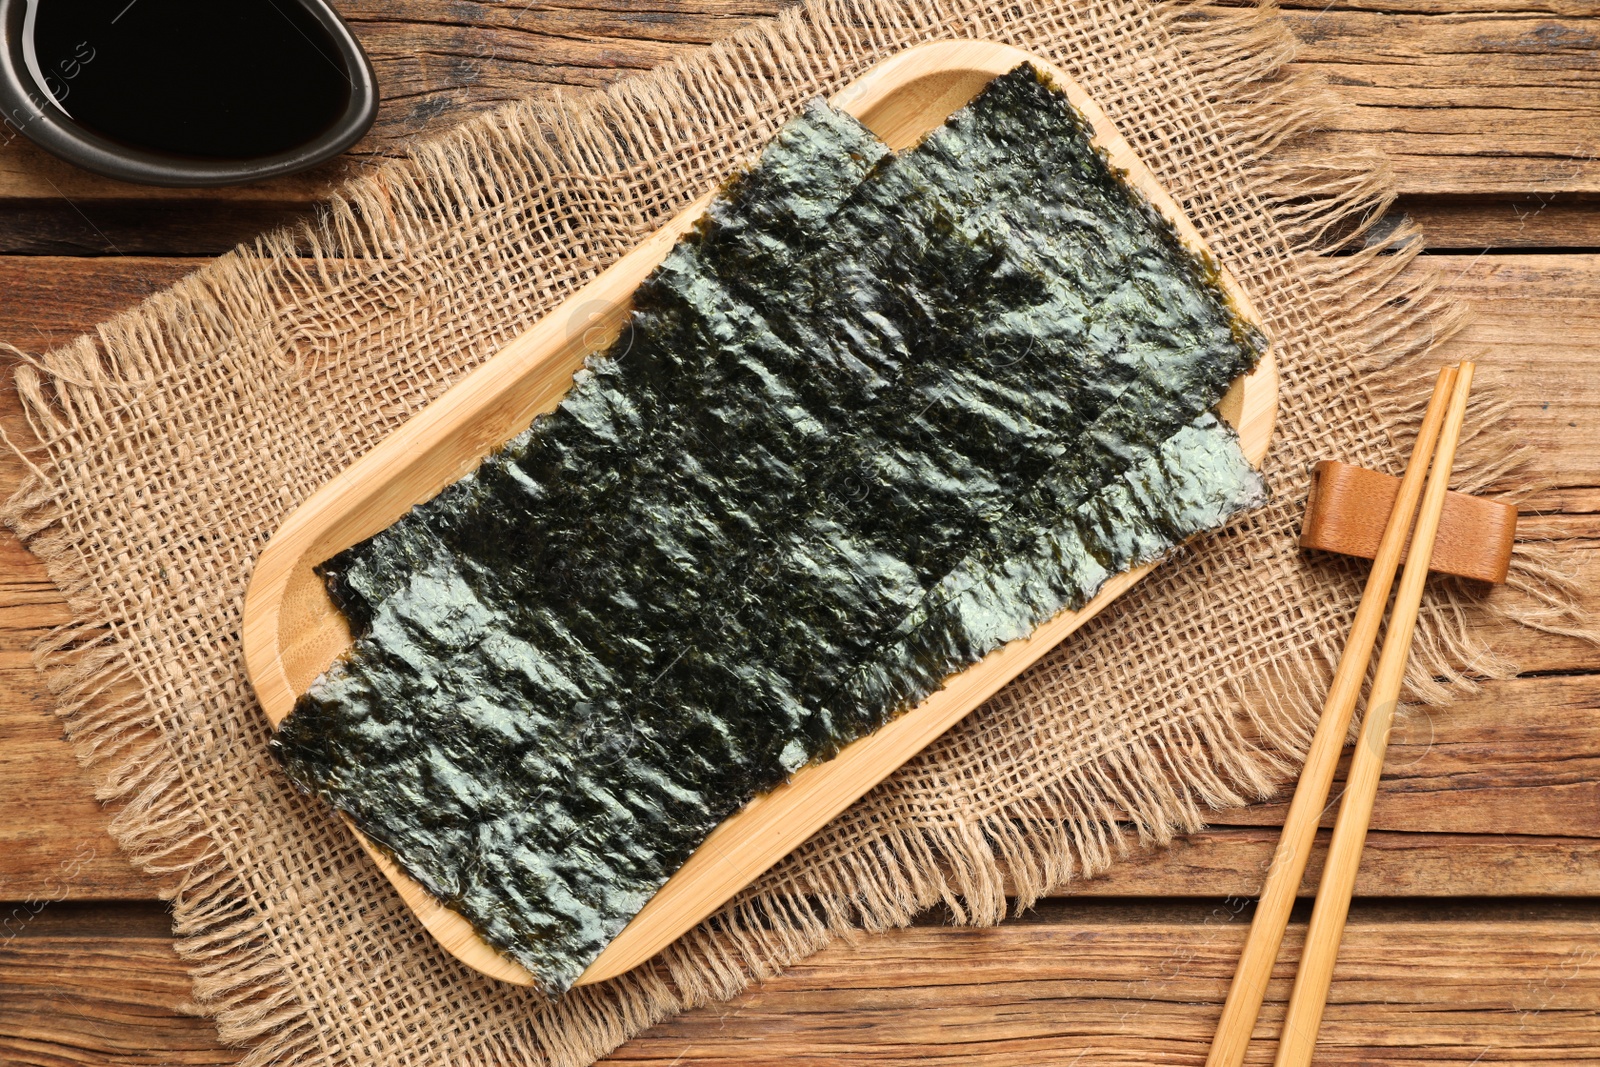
[0,3,1595,253]
[597,902,1600,1067]
[0,528,154,902]
[1070,828,1600,898]
[1281,5,1600,196]
[10,902,1597,1067]
[1396,197,1600,251]
[0,3,1598,1063]
[1210,674,1600,837]
[0,258,195,350]
[0,905,239,1067]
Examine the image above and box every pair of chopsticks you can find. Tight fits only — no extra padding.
[1205,362,1476,1067]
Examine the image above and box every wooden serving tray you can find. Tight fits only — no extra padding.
[242,39,1278,989]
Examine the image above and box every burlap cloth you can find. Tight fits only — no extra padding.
[3,0,1588,1063]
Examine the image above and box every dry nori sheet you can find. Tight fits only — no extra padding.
[272,64,1267,995]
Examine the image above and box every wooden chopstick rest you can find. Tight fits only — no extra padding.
[1301,459,1516,584]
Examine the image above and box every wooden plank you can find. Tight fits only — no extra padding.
[0,4,1595,252]
[601,902,1600,1066]
[0,904,236,1067]
[0,200,318,256]
[1209,674,1600,836]
[0,589,153,900]
[1419,251,1600,673]
[0,258,196,351]
[1293,1,1597,13]
[601,902,1600,1067]
[1392,196,1600,252]
[11,901,1595,1067]
[1051,674,1600,837]
[1437,253,1600,486]
[0,257,198,904]
[1280,7,1600,196]
[0,740,150,901]
[1065,828,1600,898]
[1473,540,1600,675]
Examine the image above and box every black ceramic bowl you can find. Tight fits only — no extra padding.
[0,0,377,187]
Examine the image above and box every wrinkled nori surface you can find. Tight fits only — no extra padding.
[271,64,1268,995]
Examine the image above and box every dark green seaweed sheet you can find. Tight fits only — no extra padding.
[271,64,1268,995]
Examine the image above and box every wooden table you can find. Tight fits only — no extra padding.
[2,3,1596,1063]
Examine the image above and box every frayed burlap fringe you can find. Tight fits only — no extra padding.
[3,1,1591,1064]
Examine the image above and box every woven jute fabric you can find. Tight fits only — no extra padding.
[3,1,1587,1063]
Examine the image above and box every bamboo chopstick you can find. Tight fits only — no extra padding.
[1202,364,1462,1067]
[1271,361,1477,1067]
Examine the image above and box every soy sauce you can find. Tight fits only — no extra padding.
[29,0,352,159]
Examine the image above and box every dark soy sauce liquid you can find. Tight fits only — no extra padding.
[31,0,351,159]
